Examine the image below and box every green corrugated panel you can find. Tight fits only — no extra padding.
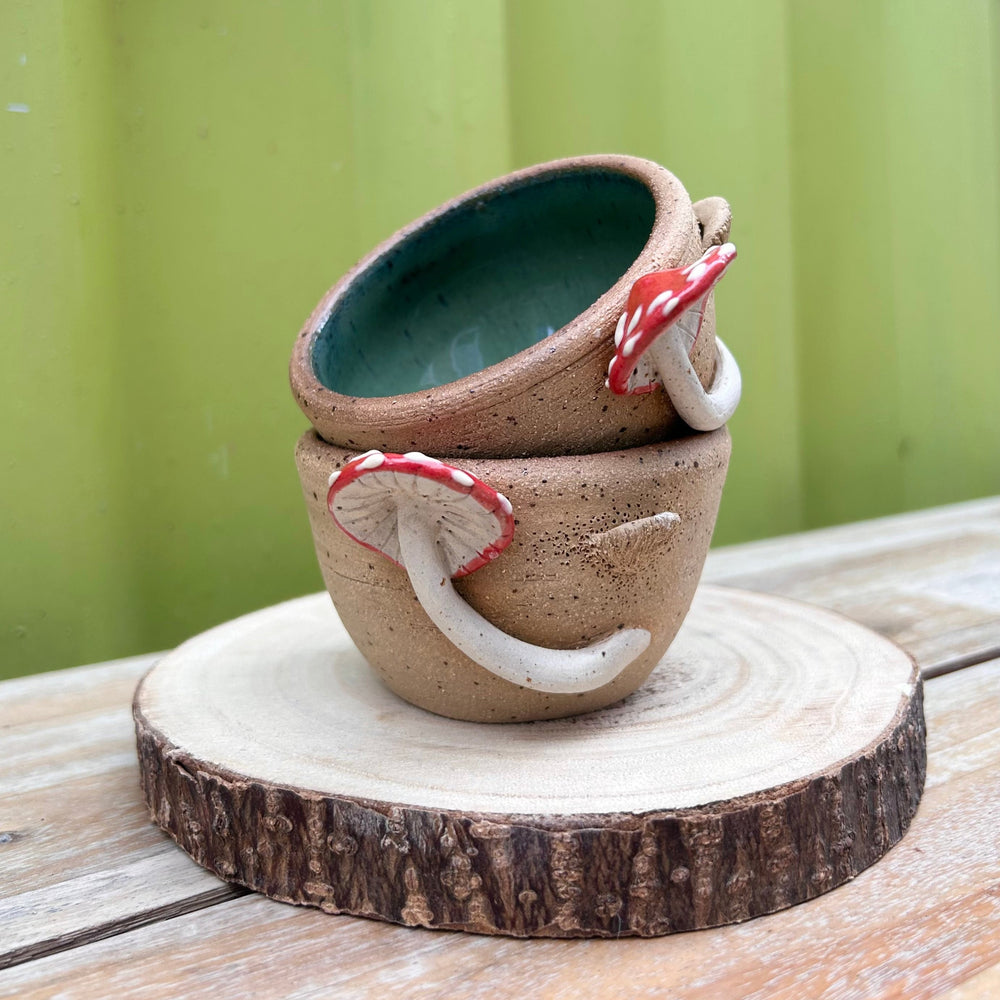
[788,1,906,526]
[106,0,512,656]
[882,0,1000,514]
[789,0,1000,529]
[1,1,140,677]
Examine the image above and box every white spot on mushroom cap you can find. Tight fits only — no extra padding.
[687,261,709,283]
[647,290,673,315]
[450,469,475,488]
[622,333,641,358]
[403,451,435,463]
[327,470,340,486]
[627,306,643,335]
[496,493,512,514]
[719,242,736,259]
[614,311,627,347]
[358,452,385,470]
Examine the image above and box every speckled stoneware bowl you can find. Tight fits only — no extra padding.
[295,428,731,723]
[290,155,732,459]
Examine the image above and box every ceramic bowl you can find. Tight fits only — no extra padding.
[290,155,732,459]
[295,428,731,723]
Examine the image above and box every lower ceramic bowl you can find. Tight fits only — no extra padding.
[290,155,732,459]
[295,428,730,722]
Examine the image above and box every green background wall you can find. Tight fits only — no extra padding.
[3,1,999,679]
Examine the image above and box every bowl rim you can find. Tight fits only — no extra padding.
[296,422,731,478]
[290,154,698,437]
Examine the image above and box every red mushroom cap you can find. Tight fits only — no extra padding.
[327,450,515,578]
[606,242,737,395]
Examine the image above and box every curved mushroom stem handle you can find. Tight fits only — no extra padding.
[396,508,651,694]
[650,333,742,432]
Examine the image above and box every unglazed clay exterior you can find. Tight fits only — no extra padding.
[296,428,730,723]
[290,155,732,459]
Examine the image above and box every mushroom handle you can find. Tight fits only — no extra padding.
[396,508,651,694]
[648,333,742,432]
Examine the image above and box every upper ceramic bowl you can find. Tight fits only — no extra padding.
[290,155,732,459]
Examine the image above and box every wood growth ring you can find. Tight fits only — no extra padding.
[134,586,926,938]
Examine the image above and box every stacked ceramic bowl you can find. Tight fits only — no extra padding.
[290,155,741,722]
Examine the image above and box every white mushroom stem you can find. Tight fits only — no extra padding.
[649,333,742,432]
[396,505,651,694]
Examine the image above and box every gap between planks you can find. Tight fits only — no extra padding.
[0,861,246,970]
[924,643,1000,679]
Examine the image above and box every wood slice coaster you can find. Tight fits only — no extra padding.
[134,586,926,938]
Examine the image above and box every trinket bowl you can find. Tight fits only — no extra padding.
[290,155,731,458]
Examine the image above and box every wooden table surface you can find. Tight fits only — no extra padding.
[2,497,999,999]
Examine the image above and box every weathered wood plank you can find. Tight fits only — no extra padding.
[704,497,1000,675]
[0,654,156,729]
[1,689,177,898]
[0,741,243,972]
[1,658,996,1000]
[0,656,242,968]
[939,961,1000,1000]
[1,657,158,899]
[2,768,172,898]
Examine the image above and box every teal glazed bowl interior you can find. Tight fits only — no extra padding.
[317,171,653,398]
[290,155,715,459]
